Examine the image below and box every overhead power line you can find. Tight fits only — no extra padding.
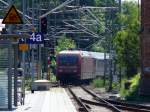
[39,0,75,18]
[63,21,99,38]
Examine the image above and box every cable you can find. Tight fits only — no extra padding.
[40,0,75,18]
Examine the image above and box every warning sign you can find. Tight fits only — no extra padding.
[2,5,23,24]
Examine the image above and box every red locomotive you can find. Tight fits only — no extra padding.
[56,50,109,83]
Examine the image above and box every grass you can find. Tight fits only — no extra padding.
[91,78,104,88]
[91,73,150,102]
[91,77,109,88]
[91,77,120,92]
[112,81,120,91]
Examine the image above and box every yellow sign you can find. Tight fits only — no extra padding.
[2,5,23,24]
[19,44,28,51]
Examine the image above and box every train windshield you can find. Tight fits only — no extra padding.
[58,55,78,66]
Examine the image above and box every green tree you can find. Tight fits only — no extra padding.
[113,1,140,77]
[95,0,118,7]
[90,0,118,52]
[91,40,105,52]
[56,35,76,54]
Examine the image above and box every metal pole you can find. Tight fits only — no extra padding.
[104,0,108,87]
[77,0,80,49]
[8,42,12,110]
[21,0,26,104]
[38,0,42,79]
[108,45,113,91]
[118,0,122,88]
[31,0,35,92]
[14,44,18,106]
[103,48,106,86]
[8,0,13,110]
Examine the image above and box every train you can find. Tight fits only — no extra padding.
[56,50,109,83]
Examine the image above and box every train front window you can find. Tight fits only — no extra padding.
[59,55,78,66]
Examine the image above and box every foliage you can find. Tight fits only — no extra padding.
[91,78,109,88]
[56,35,76,54]
[113,1,140,77]
[120,74,141,100]
[95,0,118,7]
[50,56,56,66]
[91,78,105,88]
[80,0,95,6]
[91,0,119,52]
[112,81,120,90]
[91,42,105,52]
[119,74,150,102]
[50,57,56,75]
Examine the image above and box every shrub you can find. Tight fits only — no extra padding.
[120,73,141,100]
[91,78,108,88]
[112,81,120,90]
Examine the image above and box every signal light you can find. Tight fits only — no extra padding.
[40,17,47,34]
[50,49,55,55]
[48,60,51,65]
[47,56,51,65]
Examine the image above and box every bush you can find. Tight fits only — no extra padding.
[119,73,143,101]
[91,78,107,88]
[112,82,120,90]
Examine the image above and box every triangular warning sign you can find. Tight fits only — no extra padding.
[2,5,23,24]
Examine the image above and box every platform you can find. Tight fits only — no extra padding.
[6,87,77,112]
[42,87,77,112]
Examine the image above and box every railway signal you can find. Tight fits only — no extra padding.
[40,17,47,34]
[47,56,51,65]
[50,49,55,55]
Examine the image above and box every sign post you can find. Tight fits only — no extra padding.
[1,4,25,108]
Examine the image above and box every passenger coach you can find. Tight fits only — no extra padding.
[56,50,109,82]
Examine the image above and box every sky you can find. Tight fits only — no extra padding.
[0,19,5,31]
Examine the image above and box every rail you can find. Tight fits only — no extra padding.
[68,86,91,112]
[81,86,150,112]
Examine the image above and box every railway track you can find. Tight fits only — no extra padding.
[52,82,150,112]
[68,86,121,112]
[81,86,150,112]
[68,86,91,112]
